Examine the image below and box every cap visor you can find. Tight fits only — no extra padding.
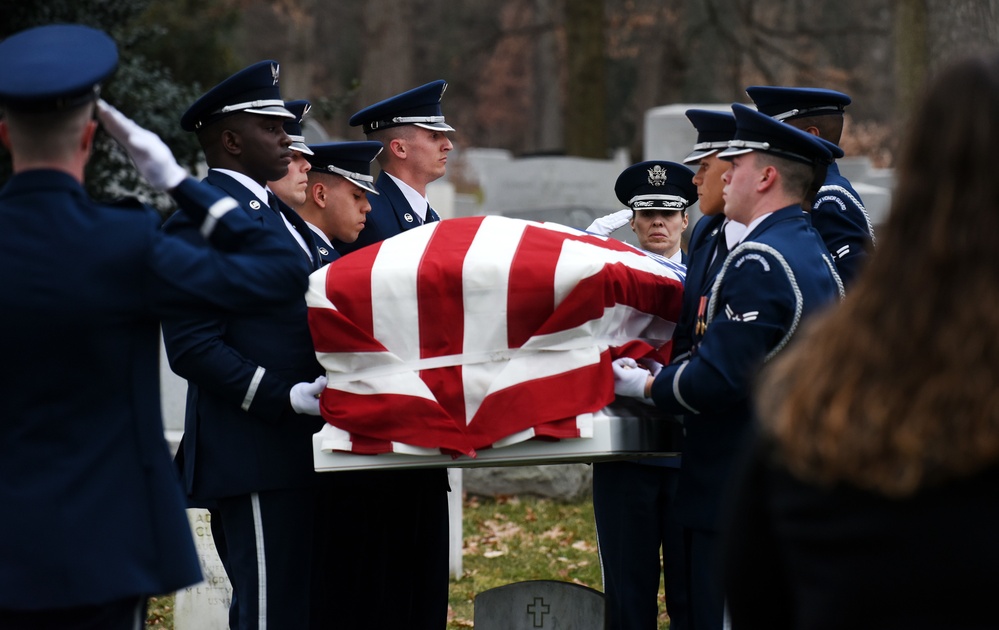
[290,142,315,155]
[414,121,455,132]
[717,146,753,160]
[245,105,295,119]
[682,148,718,164]
[346,178,379,194]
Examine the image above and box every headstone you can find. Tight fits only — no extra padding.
[644,103,731,163]
[160,332,186,455]
[464,463,592,501]
[174,509,232,630]
[474,580,604,630]
[469,149,631,242]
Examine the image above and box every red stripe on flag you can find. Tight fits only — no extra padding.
[308,306,386,354]
[507,225,560,348]
[464,352,615,446]
[326,243,381,338]
[320,389,473,455]
[416,218,483,422]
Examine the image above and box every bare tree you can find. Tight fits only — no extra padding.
[563,0,608,158]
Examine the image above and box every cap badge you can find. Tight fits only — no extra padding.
[647,165,668,186]
[249,200,261,210]
[404,212,415,223]
[270,62,280,86]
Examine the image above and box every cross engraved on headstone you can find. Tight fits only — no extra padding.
[527,596,551,627]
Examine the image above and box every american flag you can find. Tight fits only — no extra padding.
[306,216,683,457]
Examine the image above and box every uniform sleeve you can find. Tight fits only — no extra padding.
[161,315,294,423]
[651,246,797,415]
[146,181,312,313]
[156,208,309,423]
[810,189,872,288]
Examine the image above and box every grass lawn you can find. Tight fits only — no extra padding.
[147,494,671,629]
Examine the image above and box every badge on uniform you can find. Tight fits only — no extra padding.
[249,200,261,210]
[695,295,708,336]
[404,212,414,223]
[318,246,329,256]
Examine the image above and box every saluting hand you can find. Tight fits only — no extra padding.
[585,208,633,236]
[95,99,188,191]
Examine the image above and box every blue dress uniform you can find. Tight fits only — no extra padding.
[310,83,454,630]
[644,105,843,630]
[747,86,875,287]
[333,80,451,255]
[0,26,311,630]
[161,62,327,630]
[593,161,695,630]
[671,109,738,363]
[303,140,383,261]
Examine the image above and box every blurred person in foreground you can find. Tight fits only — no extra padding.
[724,51,999,630]
[0,24,309,630]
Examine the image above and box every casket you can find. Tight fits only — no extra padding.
[313,400,682,471]
[306,216,684,470]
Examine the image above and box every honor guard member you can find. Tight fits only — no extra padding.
[747,86,874,287]
[0,25,312,630]
[672,109,744,363]
[269,99,315,209]
[335,79,453,254]
[320,80,455,629]
[161,61,330,630]
[299,141,382,265]
[592,161,696,630]
[613,104,843,630]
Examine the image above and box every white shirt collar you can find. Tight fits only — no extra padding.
[306,221,333,248]
[386,172,429,221]
[668,248,683,263]
[723,219,748,249]
[212,168,269,204]
[735,213,771,244]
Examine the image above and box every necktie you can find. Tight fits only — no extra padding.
[706,222,730,279]
[425,204,441,223]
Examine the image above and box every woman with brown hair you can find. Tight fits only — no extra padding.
[723,51,999,629]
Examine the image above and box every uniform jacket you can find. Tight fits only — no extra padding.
[811,162,874,288]
[333,170,436,255]
[652,205,841,530]
[0,170,309,609]
[162,170,326,501]
[671,213,727,362]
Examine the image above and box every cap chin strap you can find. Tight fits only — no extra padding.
[368,115,446,131]
[691,140,730,151]
[214,99,293,116]
[326,164,374,183]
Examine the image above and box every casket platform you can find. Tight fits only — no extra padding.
[306,216,685,471]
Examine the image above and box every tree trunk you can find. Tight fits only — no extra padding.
[893,0,928,126]
[563,0,608,158]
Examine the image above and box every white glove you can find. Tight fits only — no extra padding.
[612,357,653,400]
[290,375,327,416]
[96,99,187,191]
[585,208,633,236]
[638,357,663,378]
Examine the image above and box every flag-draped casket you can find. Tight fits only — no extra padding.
[306,216,683,460]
